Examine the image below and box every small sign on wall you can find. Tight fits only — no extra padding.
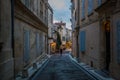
[117,20,120,63]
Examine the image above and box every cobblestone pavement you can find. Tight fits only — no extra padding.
[31,54,96,80]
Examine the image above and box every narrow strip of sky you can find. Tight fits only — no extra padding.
[48,0,71,29]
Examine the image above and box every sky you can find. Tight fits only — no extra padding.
[48,0,71,29]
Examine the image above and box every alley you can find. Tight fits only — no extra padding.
[1,0,120,80]
[31,53,96,80]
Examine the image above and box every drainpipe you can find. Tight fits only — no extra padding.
[11,0,15,79]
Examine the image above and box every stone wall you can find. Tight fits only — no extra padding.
[80,21,101,69]
[14,0,48,77]
[0,0,48,79]
[14,17,47,76]
[72,31,77,57]
[20,0,48,24]
[110,11,120,80]
[0,0,14,80]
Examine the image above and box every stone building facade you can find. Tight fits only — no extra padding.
[0,0,49,79]
[54,21,67,45]
[70,0,78,58]
[48,4,53,54]
[78,0,102,69]
[66,28,72,42]
[110,1,120,79]
[14,0,48,77]
[0,0,14,80]
[76,0,111,70]
[95,0,120,79]
[71,0,107,69]
[71,0,120,79]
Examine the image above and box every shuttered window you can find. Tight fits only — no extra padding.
[23,30,30,64]
[36,33,40,56]
[39,32,42,54]
[81,0,85,19]
[80,31,86,52]
[117,21,120,63]
[88,0,93,15]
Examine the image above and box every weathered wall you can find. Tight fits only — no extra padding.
[0,0,14,80]
[80,21,101,69]
[20,0,48,24]
[72,32,77,57]
[14,18,47,75]
[110,12,120,80]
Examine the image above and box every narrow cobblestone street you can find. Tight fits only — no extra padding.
[31,53,96,80]
[1,0,120,80]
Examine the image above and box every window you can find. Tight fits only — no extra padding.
[23,30,30,64]
[45,9,48,23]
[43,34,45,52]
[36,33,40,56]
[117,21,120,63]
[81,0,85,19]
[40,2,43,19]
[80,31,86,52]
[39,32,42,54]
[88,0,93,15]
[36,0,39,15]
